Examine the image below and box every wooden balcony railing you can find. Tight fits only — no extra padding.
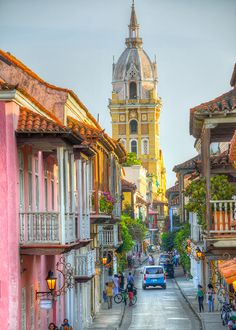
[210,200,236,233]
[74,250,96,279]
[20,212,79,245]
[98,224,119,247]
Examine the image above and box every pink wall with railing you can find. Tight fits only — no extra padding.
[0,100,64,329]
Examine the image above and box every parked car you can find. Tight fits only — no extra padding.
[163,263,174,278]
[158,254,171,266]
[141,266,166,290]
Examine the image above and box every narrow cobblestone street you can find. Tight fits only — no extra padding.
[120,265,201,330]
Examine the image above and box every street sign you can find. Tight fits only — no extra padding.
[40,299,52,309]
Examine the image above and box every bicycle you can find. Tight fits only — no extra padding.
[114,289,128,305]
[114,288,137,306]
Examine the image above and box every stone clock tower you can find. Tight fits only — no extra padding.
[109,2,166,202]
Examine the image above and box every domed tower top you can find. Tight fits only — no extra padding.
[112,1,158,101]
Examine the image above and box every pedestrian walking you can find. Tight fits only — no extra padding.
[48,323,58,330]
[113,274,119,295]
[207,283,214,312]
[105,281,114,309]
[197,284,204,313]
[118,272,124,290]
[127,255,132,269]
[127,272,134,284]
[60,319,73,330]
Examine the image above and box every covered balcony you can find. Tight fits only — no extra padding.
[89,190,121,222]
[74,250,96,283]
[20,212,91,255]
[210,200,236,235]
[98,224,120,248]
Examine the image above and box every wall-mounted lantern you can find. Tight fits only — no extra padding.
[36,257,74,300]
[195,247,205,260]
[36,271,57,299]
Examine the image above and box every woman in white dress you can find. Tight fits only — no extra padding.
[113,274,119,295]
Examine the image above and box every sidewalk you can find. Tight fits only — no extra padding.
[175,268,225,330]
[84,302,124,330]
[85,254,148,330]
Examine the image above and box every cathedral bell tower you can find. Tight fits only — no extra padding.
[109,2,166,202]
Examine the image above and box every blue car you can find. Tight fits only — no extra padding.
[141,266,166,290]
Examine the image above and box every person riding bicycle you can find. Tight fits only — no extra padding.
[127,272,134,284]
[126,281,135,306]
[228,317,236,329]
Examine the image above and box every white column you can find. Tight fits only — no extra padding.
[86,161,90,239]
[57,147,65,244]
[78,159,83,239]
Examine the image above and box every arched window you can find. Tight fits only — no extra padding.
[120,139,126,149]
[142,139,149,155]
[130,120,138,134]
[129,82,137,99]
[130,140,138,155]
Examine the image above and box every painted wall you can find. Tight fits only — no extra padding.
[0,101,20,329]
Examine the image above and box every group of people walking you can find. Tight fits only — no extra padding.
[48,319,73,330]
[104,271,136,308]
[197,283,215,313]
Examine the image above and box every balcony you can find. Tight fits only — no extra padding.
[19,212,90,255]
[210,200,236,234]
[98,224,120,247]
[90,190,119,222]
[74,250,96,283]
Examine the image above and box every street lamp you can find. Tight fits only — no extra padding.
[36,271,57,299]
[101,256,108,265]
[46,271,57,291]
[195,247,204,260]
[233,280,236,291]
[187,246,191,254]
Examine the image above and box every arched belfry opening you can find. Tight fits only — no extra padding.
[129,82,137,99]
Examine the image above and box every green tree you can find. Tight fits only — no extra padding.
[123,152,141,166]
[185,175,236,227]
[161,231,174,251]
[173,224,191,273]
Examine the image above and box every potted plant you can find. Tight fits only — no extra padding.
[99,192,116,215]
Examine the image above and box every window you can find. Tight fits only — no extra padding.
[130,140,137,155]
[28,156,32,211]
[129,82,137,99]
[35,159,39,211]
[142,139,149,155]
[130,120,138,134]
[19,151,24,211]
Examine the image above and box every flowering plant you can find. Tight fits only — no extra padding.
[99,192,116,214]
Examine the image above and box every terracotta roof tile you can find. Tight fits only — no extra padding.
[173,155,200,173]
[190,89,236,137]
[0,49,102,131]
[17,108,68,133]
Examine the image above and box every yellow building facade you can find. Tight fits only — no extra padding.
[109,3,166,203]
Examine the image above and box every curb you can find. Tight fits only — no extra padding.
[174,278,205,330]
[118,304,126,329]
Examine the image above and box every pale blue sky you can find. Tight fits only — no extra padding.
[0,0,235,187]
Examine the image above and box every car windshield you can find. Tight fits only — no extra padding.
[160,255,169,259]
[145,267,163,274]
